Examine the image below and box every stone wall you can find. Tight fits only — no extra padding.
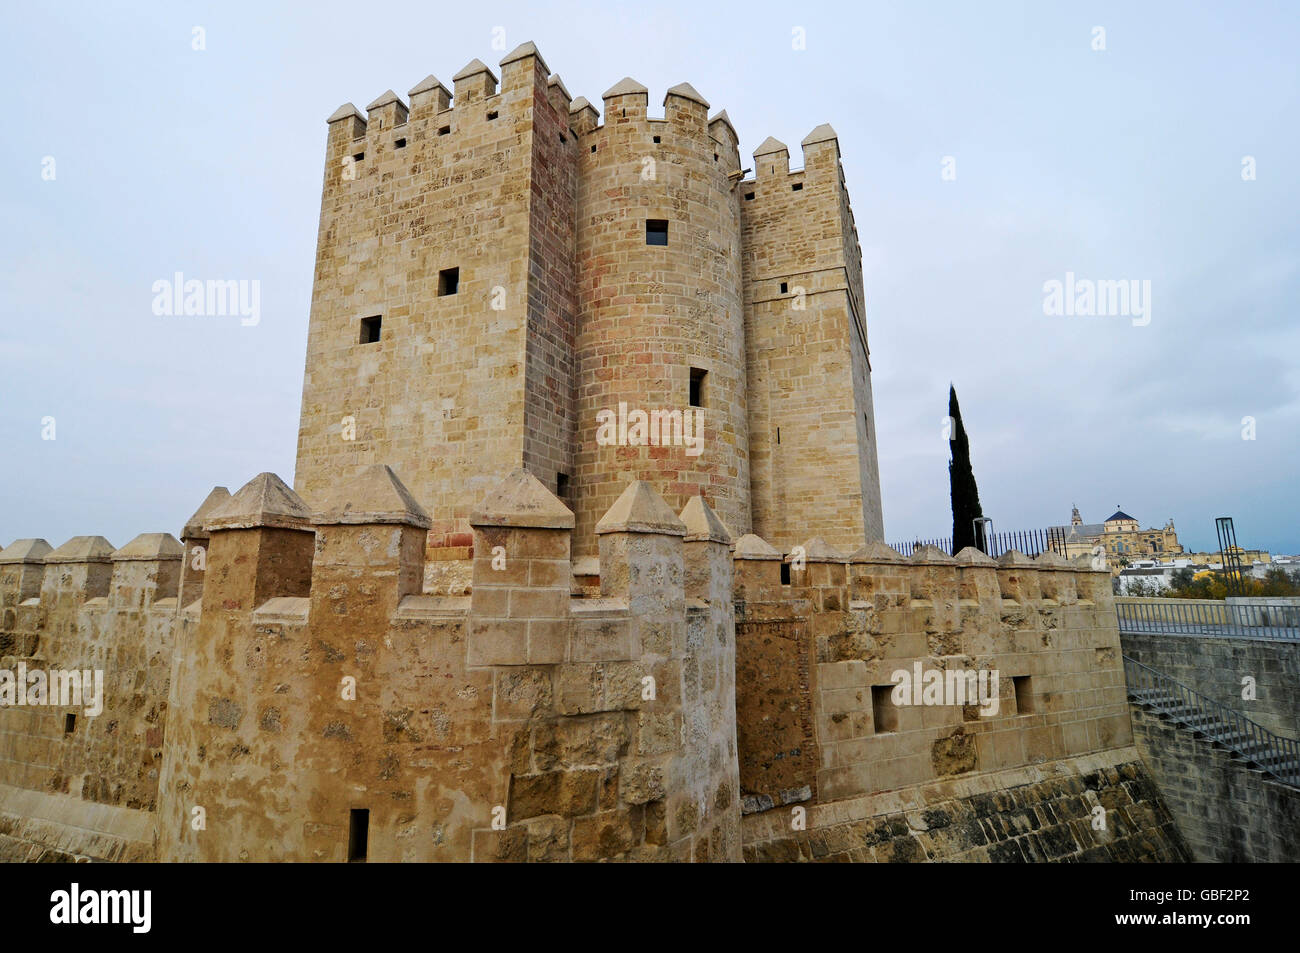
[1129,704,1300,862]
[742,748,1190,862]
[152,466,739,862]
[734,540,1133,810]
[740,130,883,553]
[1120,628,1299,740]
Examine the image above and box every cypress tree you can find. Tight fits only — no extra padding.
[948,385,985,553]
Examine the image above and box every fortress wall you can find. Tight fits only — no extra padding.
[153,467,739,862]
[740,132,883,553]
[294,48,576,535]
[741,748,1191,862]
[571,81,750,557]
[520,62,579,507]
[0,535,181,860]
[733,541,1136,818]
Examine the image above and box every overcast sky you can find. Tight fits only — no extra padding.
[2,0,1297,556]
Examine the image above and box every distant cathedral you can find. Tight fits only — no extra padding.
[1056,505,1183,560]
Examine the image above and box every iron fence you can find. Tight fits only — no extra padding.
[889,527,1069,560]
[1115,599,1300,642]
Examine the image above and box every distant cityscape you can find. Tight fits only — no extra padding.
[1046,505,1297,595]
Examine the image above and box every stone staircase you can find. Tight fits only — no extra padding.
[1124,656,1300,788]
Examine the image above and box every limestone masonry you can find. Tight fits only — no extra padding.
[0,43,1188,863]
[292,41,884,565]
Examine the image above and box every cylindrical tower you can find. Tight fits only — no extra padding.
[572,79,749,556]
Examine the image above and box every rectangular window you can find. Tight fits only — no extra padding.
[64,713,76,734]
[652,135,661,144]
[791,182,803,191]
[1013,676,1033,714]
[438,125,450,136]
[779,281,788,294]
[348,808,369,862]
[360,315,382,344]
[486,111,498,121]
[689,367,706,407]
[394,138,406,149]
[780,561,791,585]
[646,219,668,246]
[744,192,755,201]
[556,472,570,502]
[438,267,459,296]
[871,685,899,733]
[352,151,364,162]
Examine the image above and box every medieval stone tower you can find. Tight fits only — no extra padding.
[294,41,884,565]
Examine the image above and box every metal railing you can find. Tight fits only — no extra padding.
[1115,598,1300,642]
[890,527,1069,560]
[1123,656,1300,788]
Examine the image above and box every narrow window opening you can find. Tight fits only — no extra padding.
[689,367,706,407]
[1013,676,1033,714]
[64,713,76,734]
[779,281,788,294]
[556,472,570,502]
[394,138,407,149]
[438,125,451,136]
[714,153,719,162]
[645,219,668,246]
[359,315,382,344]
[871,686,899,733]
[591,144,597,153]
[791,182,803,191]
[652,135,661,144]
[780,562,791,585]
[621,108,625,117]
[776,426,781,445]
[348,808,369,862]
[744,192,754,201]
[558,133,567,144]
[487,110,498,121]
[352,151,364,163]
[438,267,460,296]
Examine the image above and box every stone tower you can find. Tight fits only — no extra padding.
[294,41,884,570]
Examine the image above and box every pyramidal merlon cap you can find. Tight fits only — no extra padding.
[679,495,731,544]
[798,537,846,562]
[664,82,708,108]
[453,58,498,83]
[847,541,906,563]
[314,464,431,528]
[602,76,648,99]
[801,123,837,145]
[113,533,184,561]
[326,103,363,124]
[183,486,232,539]
[408,74,449,98]
[596,481,685,536]
[205,473,313,532]
[45,536,116,564]
[470,468,574,529]
[733,533,782,560]
[754,136,788,157]
[499,40,547,73]
[0,538,54,564]
[365,89,403,111]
